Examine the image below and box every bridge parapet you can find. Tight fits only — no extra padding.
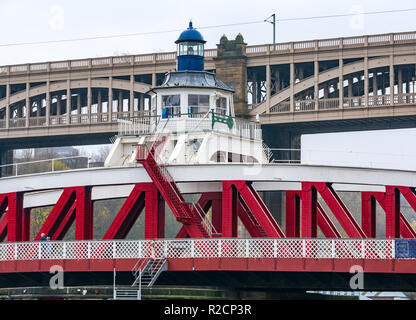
[0,238,396,261]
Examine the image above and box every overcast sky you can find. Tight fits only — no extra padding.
[0,0,415,65]
[6,0,416,162]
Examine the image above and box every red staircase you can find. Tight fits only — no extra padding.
[136,134,209,238]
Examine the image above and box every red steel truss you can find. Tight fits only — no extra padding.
[1,180,416,242]
[103,183,165,240]
[362,186,416,239]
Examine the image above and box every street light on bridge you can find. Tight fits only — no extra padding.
[264,13,276,44]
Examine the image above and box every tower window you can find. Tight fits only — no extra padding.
[178,42,204,56]
[162,94,181,118]
[188,94,209,116]
[216,97,227,115]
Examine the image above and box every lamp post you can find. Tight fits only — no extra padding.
[265,13,276,44]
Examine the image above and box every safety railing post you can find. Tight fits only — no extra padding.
[63,242,67,259]
[191,240,195,258]
[87,242,91,259]
[245,239,249,258]
[302,240,306,258]
[113,242,117,259]
[14,244,18,260]
[361,240,365,259]
[331,240,335,258]
[273,239,277,258]
[218,239,222,257]
[38,243,41,259]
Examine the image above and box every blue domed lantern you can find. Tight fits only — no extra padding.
[175,21,206,71]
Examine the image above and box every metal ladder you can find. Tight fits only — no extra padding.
[130,258,168,299]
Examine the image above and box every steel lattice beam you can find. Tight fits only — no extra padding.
[364,187,416,239]
[286,190,341,238]
[223,181,285,238]
[302,182,365,238]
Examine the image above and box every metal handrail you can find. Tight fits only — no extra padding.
[193,202,220,237]
[0,156,92,177]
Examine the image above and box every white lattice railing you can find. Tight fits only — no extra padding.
[0,239,395,261]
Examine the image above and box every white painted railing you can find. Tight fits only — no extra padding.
[0,156,95,178]
[117,112,262,140]
[0,238,395,261]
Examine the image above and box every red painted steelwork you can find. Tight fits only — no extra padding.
[317,203,341,238]
[286,190,341,238]
[1,257,416,275]
[302,182,365,238]
[363,186,416,239]
[222,181,284,238]
[286,191,300,237]
[104,183,150,239]
[35,187,93,241]
[176,192,222,238]
[0,193,25,242]
[136,137,208,238]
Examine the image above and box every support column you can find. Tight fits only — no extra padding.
[118,90,123,113]
[5,84,10,129]
[7,192,24,242]
[152,72,156,87]
[384,186,400,239]
[108,77,113,122]
[46,82,50,126]
[25,83,29,127]
[290,62,295,112]
[364,56,369,107]
[144,186,165,239]
[139,94,144,112]
[390,55,394,105]
[87,79,92,123]
[398,67,403,100]
[57,94,61,116]
[314,59,319,110]
[222,182,238,238]
[97,89,102,114]
[66,80,71,124]
[76,92,81,124]
[275,69,281,92]
[373,69,378,105]
[361,192,376,238]
[348,76,353,107]
[36,99,41,118]
[75,186,93,240]
[301,183,317,238]
[286,191,300,237]
[266,63,271,114]
[339,58,343,108]
[130,75,134,118]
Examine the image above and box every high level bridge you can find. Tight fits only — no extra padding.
[0,30,416,157]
